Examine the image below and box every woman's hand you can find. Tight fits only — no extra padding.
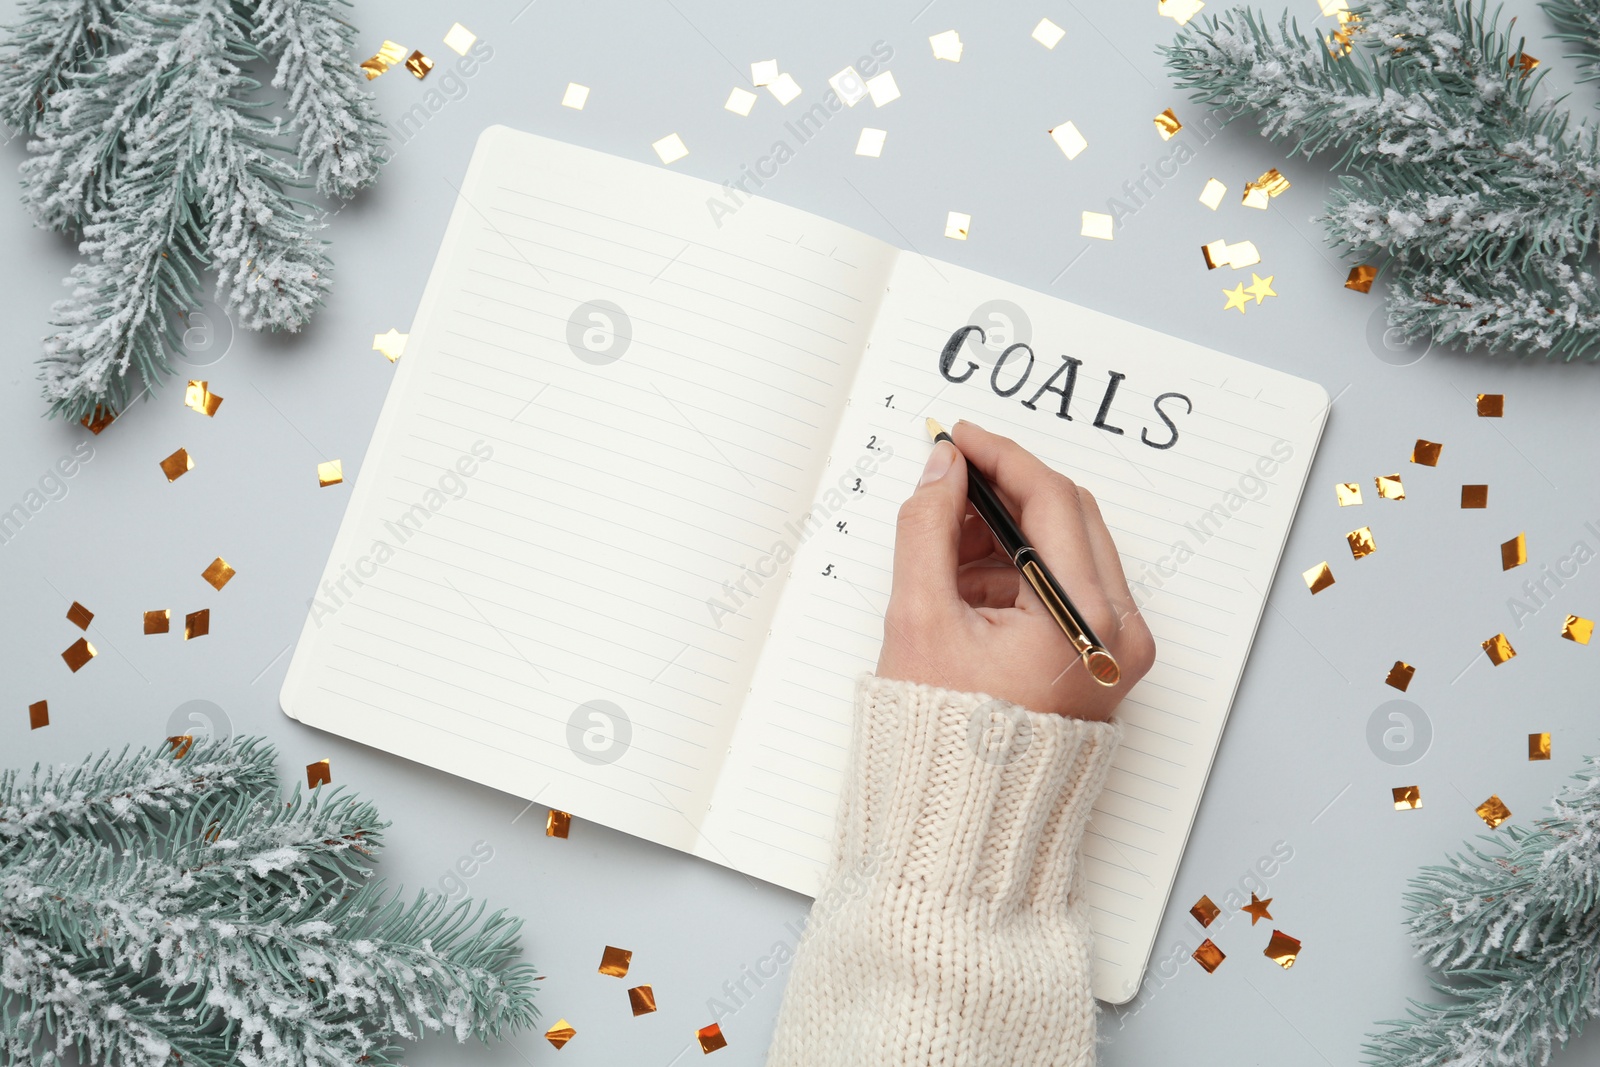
[876,421,1155,720]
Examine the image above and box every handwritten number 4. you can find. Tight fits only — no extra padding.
[836,521,848,533]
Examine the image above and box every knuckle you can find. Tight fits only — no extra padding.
[1120,617,1157,676]
[1075,484,1100,513]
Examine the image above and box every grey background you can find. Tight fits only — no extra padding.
[2,1,1597,1063]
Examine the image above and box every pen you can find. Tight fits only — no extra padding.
[926,418,1121,687]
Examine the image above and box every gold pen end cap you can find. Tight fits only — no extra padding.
[1085,648,1121,687]
[926,417,946,441]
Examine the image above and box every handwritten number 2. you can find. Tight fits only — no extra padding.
[866,434,879,450]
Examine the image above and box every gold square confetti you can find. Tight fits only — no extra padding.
[1154,108,1182,139]
[317,460,344,488]
[767,72,802,105]
[29,700,48,730]
[1160,0,1206,25]
[1264,930,1302,969]
[547,809,571,838]
[443,22,477,55]
[359,40,407,80]
[1476,393,1504,417]
[545,1019,576,1050]
[1082,211,1114,241]
[1462,485,1488,509]
[945,211,971,240]
[1385,661,1415,692]
[1303,561,1335,594]
[828,66,868,106]
[1346,264,1377,293]
[1192,939,1225,973]
[1336,482,1363,506]
[67,601,93,630]
[1189,895,1221,927]
[697,1023,728,1053]
[166,735,194,759]
[184,609,210,640]
[1392,785,1422,810]
[1476,794,1512,829]
[1511,52,1539,75]
[1529,732,1552,760]
[1501,533,1527,570]
[1203,239,1261,269]
[160,447,194,482]
[307,759,331,789]
[202,557,236,591]
[404,50,433,79]
[1049,121,1088,160]
[652,133,688,165]
[1375,473,1405,500]
[184,380,222,416]
[1032,17,1065,48]
[929,29,963,62]
[1347,526,1376,559]
[866,71,900,106]
[750,59,778,86]
[1411,440,1442,466]
[629,985,658,1016]
[144,609,170,635]
[1256,168,1290,197]
[561,82,590,109]
[599,945,633,977]
[1199,178,1227,210]
[855,128,886,157]
[1319,0,1350,13]
[724,87,757,116]
[1482,633,1516,665]
[372,329,407,362]
[1563,615,1593,644]
[61,637,96,672]
[81,406,116,435]
[1241,182,1270,210]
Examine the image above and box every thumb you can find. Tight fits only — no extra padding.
[888,440,969,613]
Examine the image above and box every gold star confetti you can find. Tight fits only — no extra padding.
[1154,108,1183,139]
[766,72,802,105]
[1031,17,1065,48]
[317,460,344,488]
[1563,615,1593,644]
[184,380,222,416]
[81,406,116,434]
[167,735,194,759]
[929,29,963,61]
[1222,282,1251,314]
[359,40,407,80]
[29,700,48,730]
[1081,211,1114,241]
[1385,661,1415,692]
[1529,732,1552,760]
[1482,632,1516,665]
[1347,526,1376,559]
[750,60,778,86]
[1476,795,1512,829]
[1264,929,1302,969]
[1462,485,1488,509]
[61,637,96,672]
[944,211,971,240]
[404,50,433,79]
[1476,393,1504,417]
[307,759,332,789]
[1346,265,1377,293]
[184,609,209,640]
[1303,561,1335,594]
[1241,893,1273,925]
[1411,440,1442,466]
[546,809,571,838]
[1159,0,1206,26]
[724,86,756,116]
[545,1019,577,1050]
[599,946,633,977]
[1199,178,1227,210]
[1246,272,1276,303]
[865,71,900,106]
[1375,473,1405,500]
[561,82,590,109]
[144,609,170,635]
[697,1022,728,1053]
[443,22,477,55]
[202,557,236,591]
[372,329,407,362]
[855,128,886,157]
[1393,785,1422,810]
[67,601,93,630]
[652,133,688,165]
[1190,895,1221,927]
[1501,533,1527,570]
[1050,121,1088,160]
[1241,183,1270,210]
[160,447,194,482]
[1192,939,1225,973]
[1336,482,1363,506]
[629,985,658,1016]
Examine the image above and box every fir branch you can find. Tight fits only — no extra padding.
[0,0,123,136]
[1388,257,1600,360]
[1543,0,1600,87]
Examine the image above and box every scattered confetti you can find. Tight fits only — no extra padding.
[1241,893,1273,925]
[652,134,689,165]
[202,557,236,591]
[1246,272,1276,303]
[1241,183,1269,210]
[828,66,868,106]
[184,609,209,640]
[29,700,48,730]
[167,735,194,759]
[1563,615,1593,644]
[61,637,96,672]
[1190,895,1221,927]
[855,128,886,157]
[1375,473,1405,500]
[1154,108,1182,139]
[546,1019,577,1050]
[1336,482,1363,506]
[1461,484,1488,508]
[1501,532,1527,570]
[184,380,222,416]
[750,59,778,86]
[160,448,194,482]
[1347,526,1376,559]
[1199,177,1227,210]
[318,460,345,488]
[1303,561,1335,594]
[724,87,757,116]
[1192,939,1225,973]
[1319,0,1350,13]
[697,1022,728,1053]
[1050,121,1088,160]
[359,40,407,80]
[561,83,590,110]
[373,329,407,362]
[1327,10,1362,56]
[81,406,116,434]
[1201,239,1260,269]
[1477,393,1505,417]
[1482,633,1516,665]
[1254,168,1290,197]
[144,609,170,635]
[1345,265,1377,293]
[404,50,433,79]
[1159,0,1206,25]
[307,759,332,789]
[1393,785,1423,810]
[1530,732,1552,760]
[599,946,632,977]
[866,71,900,106]
[1476,795,1512,829]
[1222,282,1250,314]
[945,211,971,240]
[1032,17,1065,48]
[1385,661,1415,692]
[1264,929,1302,968]
[443,22,477,55]
[628,985,658,1016]
[1081,211,1114,241]
[1511,52,1540,75]
[929,29,964,61]
[766,72,801,105]
[1411,439,1442,466]
[547,809,572,838]
[66,601,93,630]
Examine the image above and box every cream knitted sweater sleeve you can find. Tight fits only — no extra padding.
[765,674,1123,1067]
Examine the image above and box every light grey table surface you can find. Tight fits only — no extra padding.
[3,1,1598,1064]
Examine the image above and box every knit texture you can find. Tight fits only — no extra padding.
[766,674,1122,1067]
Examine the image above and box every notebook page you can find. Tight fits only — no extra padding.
[281,127,897,853]
[702,254,1327,1003]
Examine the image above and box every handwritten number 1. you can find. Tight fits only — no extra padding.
[883,395,894,408]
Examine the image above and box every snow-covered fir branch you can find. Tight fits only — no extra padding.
[1388,257,1600,360]
[1544,0,1600,87]
[0,0,122,137]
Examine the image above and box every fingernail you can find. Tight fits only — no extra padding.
[920,441,955,486]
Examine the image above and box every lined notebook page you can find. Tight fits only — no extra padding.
[706,255,1328,1003]
[281,127,897,849]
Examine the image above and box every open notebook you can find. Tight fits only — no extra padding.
[281,126,1328,1004]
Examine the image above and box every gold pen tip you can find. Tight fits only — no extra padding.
[926,417,946,441]
[1085,649,1121,687]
